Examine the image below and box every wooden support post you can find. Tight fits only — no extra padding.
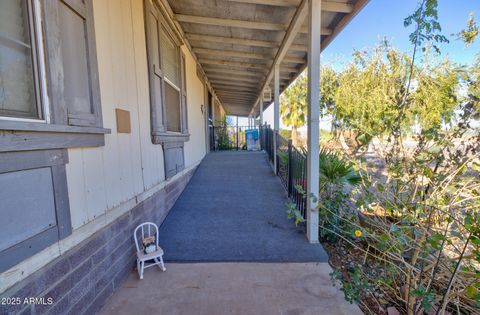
[259,96,264,149]
[273,64,280,174]
[212,125,215,151]
[236,116,239,150]
[306,0,320,243]
[260,95,264,126]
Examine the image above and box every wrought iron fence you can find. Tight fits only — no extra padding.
[288,144,307,218]
[277,135,289,189]
[262,126,275,163]
[261,126,307,220]
[210,125,258,151]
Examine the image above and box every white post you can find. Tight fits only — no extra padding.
[260,95,264,126]
[306,0,320,243]
[273,64,280,174]
[212,96,216,126]
[259,96,264,149]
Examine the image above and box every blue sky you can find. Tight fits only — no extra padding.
[258,0,480,129]
[322,0,480,67]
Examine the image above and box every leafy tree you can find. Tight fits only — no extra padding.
[468,55,480,116]
[455,12,479,47]
[333,43,411,151]
[320,66,339,115]
[411,58,459,130]
[280,73,307,146]
[404,0,449,54]
[280,67,339,147]
[315,41,460,154]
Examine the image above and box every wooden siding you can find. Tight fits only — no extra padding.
[0,0,207,293]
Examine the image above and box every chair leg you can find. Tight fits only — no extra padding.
[140,260,144,279]
[154,257,166,271]
[159,255,166,271]
[154,257,162,270]
[137,259,142,280]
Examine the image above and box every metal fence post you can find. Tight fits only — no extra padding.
[287,139,293,196]
[259,126,263,150]
[212,126,215,151]
[275,131,279,175]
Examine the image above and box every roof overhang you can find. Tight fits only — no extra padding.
[160,0,369,117]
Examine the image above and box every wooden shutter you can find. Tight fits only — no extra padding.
[43,0,102,127]
[163,142,184,179]
[145,0,166,134]
[59,0,100,126]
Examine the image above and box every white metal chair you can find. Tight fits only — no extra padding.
[134,222,166,279]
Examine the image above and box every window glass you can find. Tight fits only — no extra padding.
[0,0,39,119]
[165,82,181,132]
[160,27,179,87]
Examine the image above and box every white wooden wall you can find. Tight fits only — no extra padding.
[68,0,207,229]
[0,0,207,292]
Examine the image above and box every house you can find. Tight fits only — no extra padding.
[0,0,368,314]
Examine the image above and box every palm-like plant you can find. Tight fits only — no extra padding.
[300,147,361,188]
[319,148,361,188]
[299,147,361,241]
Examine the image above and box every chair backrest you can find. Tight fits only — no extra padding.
[133,222,159,252]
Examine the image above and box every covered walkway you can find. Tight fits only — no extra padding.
[158,151,327,262]
[100,152,361,315]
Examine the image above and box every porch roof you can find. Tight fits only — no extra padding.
[163,0,369,117]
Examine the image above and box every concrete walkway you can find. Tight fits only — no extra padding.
[158,151,328,262]
[99,262,362,315]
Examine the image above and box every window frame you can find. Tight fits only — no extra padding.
[0,0,110,152]
[0,0,49,122]
[0,149,71,273]
[0,0,110,271]
[144,0,189,145]
[43,0,104,128]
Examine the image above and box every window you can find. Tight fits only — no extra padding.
[160,27,181,132]
[44,0,103,128]
[0,0,108,271]
[0,0,105,131]
[165,82,181,132]
[0,0,43,120]
[144,0,188,179]
[144,0,189,144]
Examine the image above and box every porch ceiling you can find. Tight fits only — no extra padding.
[165,0,369,117]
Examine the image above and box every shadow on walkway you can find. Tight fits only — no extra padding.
[158,151,328,262]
